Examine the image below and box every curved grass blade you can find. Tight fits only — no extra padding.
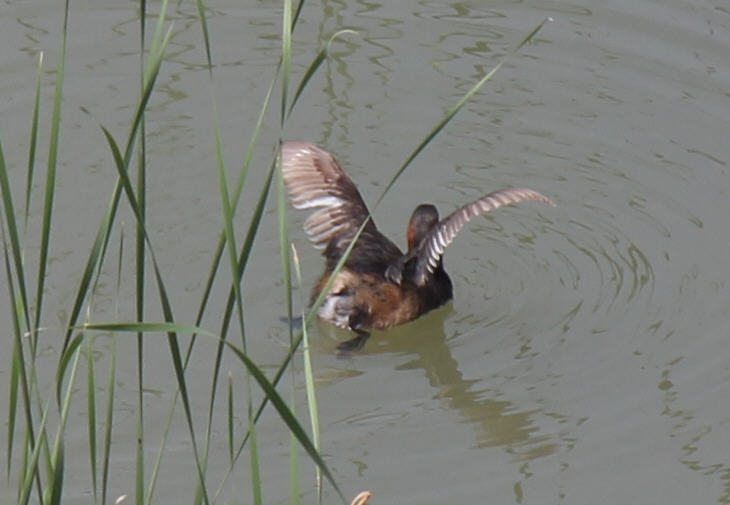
[47,335,82,505]
[102,124,212,505]
[281,0,292,126]
[287,29,358,119]
[227,374,234,463]
[7,329,19,479]
[3,231,21,479]
[83,321,216,337]
[277,145,293,337]
[60,9,174,357]
[48,438,64,505]
[375,17,551,205]
[223,341,347,504]
[17,400,51,505]
[2,225,45,500]
[292,0,305,30]
[34,0,71,347]
[213,214,369,502]
[54,332,83,411]
[59,182,121,354]
[184,21,280,497]
[100,337,116,505]
[181,58,278,373]
[278,160,297,505]
[143,373,181,505]
[24,51,44,230]
[292,244,322,497]
[85,336,97,501]
[85,318,213,505]
[191,0,213,72]
[0,139,32,336]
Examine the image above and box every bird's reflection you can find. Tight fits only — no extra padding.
[311,306,551,453]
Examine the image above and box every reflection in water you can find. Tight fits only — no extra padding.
[314,306,560,457]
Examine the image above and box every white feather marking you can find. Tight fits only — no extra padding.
[292,195,344,209]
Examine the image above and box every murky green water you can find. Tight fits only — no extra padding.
[2,0,730,504]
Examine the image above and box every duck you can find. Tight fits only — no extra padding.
[281,140,554,350]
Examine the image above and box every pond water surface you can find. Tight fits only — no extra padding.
[2,0,730,504]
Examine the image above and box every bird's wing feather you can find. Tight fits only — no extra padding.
[281,141,375,250]
[412,187,555,285]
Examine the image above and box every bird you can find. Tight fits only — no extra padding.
[280,140,554,350]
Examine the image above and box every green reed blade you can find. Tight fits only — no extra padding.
[208,155,277,425]
[180,36,278,379]
[292,0,305,29]
[281,0,292,125]
[376,17,551,205]
[7,333,19,479]
[224,341,348,504]
[192,0,213,72]
[100,337,116,505]
[2,226,45,501]
[60,7,173,357]
[248,411,263,505]
[83,321,216,337]
[54,333,83,408]
[48,438,64,505]
[24,51,43,230]
[60,183,122,353]
[227,374,234,463]
[101,127,213,505]
[3,234,21,479]
[48,335,82,505]
[85,337,97,501]
[213,208,368,501]
[0,139,31,335]
[292,244,323,498]
[33,0,70,343]
[17,401,50,505]
[287,29,358,119]
[278,146,294,336]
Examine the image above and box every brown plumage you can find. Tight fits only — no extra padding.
[281,140,554,350]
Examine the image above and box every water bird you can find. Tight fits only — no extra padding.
[281,141,554,350]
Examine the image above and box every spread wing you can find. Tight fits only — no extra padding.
[281,141,404,271]
[411,188,555,286]
[281,141,375,250]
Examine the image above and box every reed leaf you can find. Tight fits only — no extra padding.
[0,138,31,336]
[55,331,83,407]
[192,0,213,72]
[101,123,212,505]
[82,321,215,337]
[17,402,51,505]
[2,224,46,501]
[292,243,322,497]
[281,0,292,125]
[287,29,358,119]
[24,51,43,230]
[59,6,173,357]
[227,373,234,463]
[48,334,82,505]
[278,145,294,337]
[101,338,116,505]
[376,17,551,205]
[3,231,21,479]
[85,336,97,501]
[33,0,70,345]
[224,341,347,504]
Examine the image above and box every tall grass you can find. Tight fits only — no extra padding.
[0,0,549,502]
